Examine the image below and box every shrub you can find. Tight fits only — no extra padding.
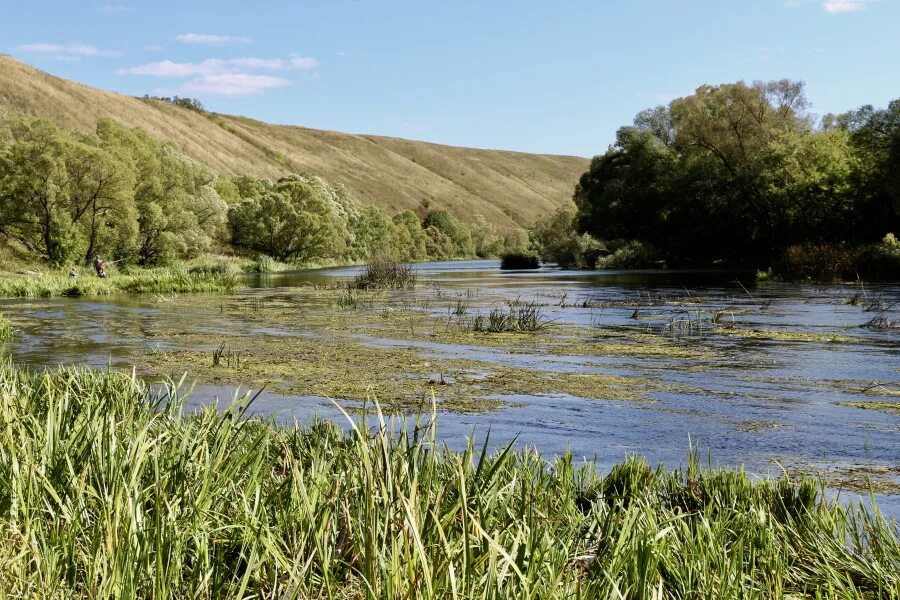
[854,233,900,281]
[595,240,658,269]
[499,253,540,269]
[776,243,856,282]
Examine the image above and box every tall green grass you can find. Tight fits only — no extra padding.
[0,313,11,341]
[0,267,237,298]
[0,362,897,598]
[247,254,290,274]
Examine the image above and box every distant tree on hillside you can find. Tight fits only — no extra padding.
[141,95,206,113]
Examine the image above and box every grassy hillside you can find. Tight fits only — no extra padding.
[0,55,587,230]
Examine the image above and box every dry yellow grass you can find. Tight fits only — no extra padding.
[0,55,588,230]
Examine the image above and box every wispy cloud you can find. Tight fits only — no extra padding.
[119,54,319,96]
[98,4,129,12]
[14,42,121,58]
[119,56,318,77]
[175,33,250,46]
[181,73,289,96]
[785,0,874,12]
[823,0,867,12]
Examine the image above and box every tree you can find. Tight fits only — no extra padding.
[573,127,675,244]
[96,120,227,264]
[569,79,858,268]
[393,210,429,261]
[352,205,400,260]
[469,214,503,257]
[228,175,349,262]
[0,118,137,265]
[423,210,475,257]
[669,80,810,258]
[760,129,857,245]
[532,204,581,267]
[424,226,455,260]
[66,138,136,264]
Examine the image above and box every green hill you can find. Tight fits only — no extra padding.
[0,55,587,231]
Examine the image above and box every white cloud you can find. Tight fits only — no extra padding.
[119,54,318,96]
[228,55,319,70]
[99,4,128,12]
[14,42,120,57]
[119,56,318,77]
[785,0,874,12]
[823,0,867,11]
[175,33,250,46]
[120,59,225,77]
[182,73,289,96]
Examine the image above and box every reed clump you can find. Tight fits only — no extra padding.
[470,302,550,333]
[353,256,416,290]
[0,313,12,341]
[0,362,898,598]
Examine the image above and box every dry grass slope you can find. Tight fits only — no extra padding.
[0,56,588,230]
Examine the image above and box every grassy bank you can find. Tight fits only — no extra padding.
[0,363,897,598]
[0,267,237,298]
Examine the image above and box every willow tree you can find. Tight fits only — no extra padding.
[228,175,350,263]
[96,120,227,264]
[0,118,135,265]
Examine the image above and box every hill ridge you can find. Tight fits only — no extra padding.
[0,56,587,230]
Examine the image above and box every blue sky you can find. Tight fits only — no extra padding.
[1,0,898,156]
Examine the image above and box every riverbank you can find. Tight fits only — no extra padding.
[0,361,897,598]
[0,266,238,298]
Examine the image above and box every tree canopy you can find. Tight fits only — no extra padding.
[565,80,899,273]
[0,115,529,269]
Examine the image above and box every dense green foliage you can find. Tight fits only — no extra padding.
[0,118,228,267]
[0,363,897,598]
[538,80,899,278]
[0,116,525,272]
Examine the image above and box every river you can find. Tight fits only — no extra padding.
[2,259,898,515]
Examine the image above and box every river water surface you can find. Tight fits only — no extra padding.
[2,260,898,515]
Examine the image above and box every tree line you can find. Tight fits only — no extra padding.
[0,117,528,269]
[533,80,900,280]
